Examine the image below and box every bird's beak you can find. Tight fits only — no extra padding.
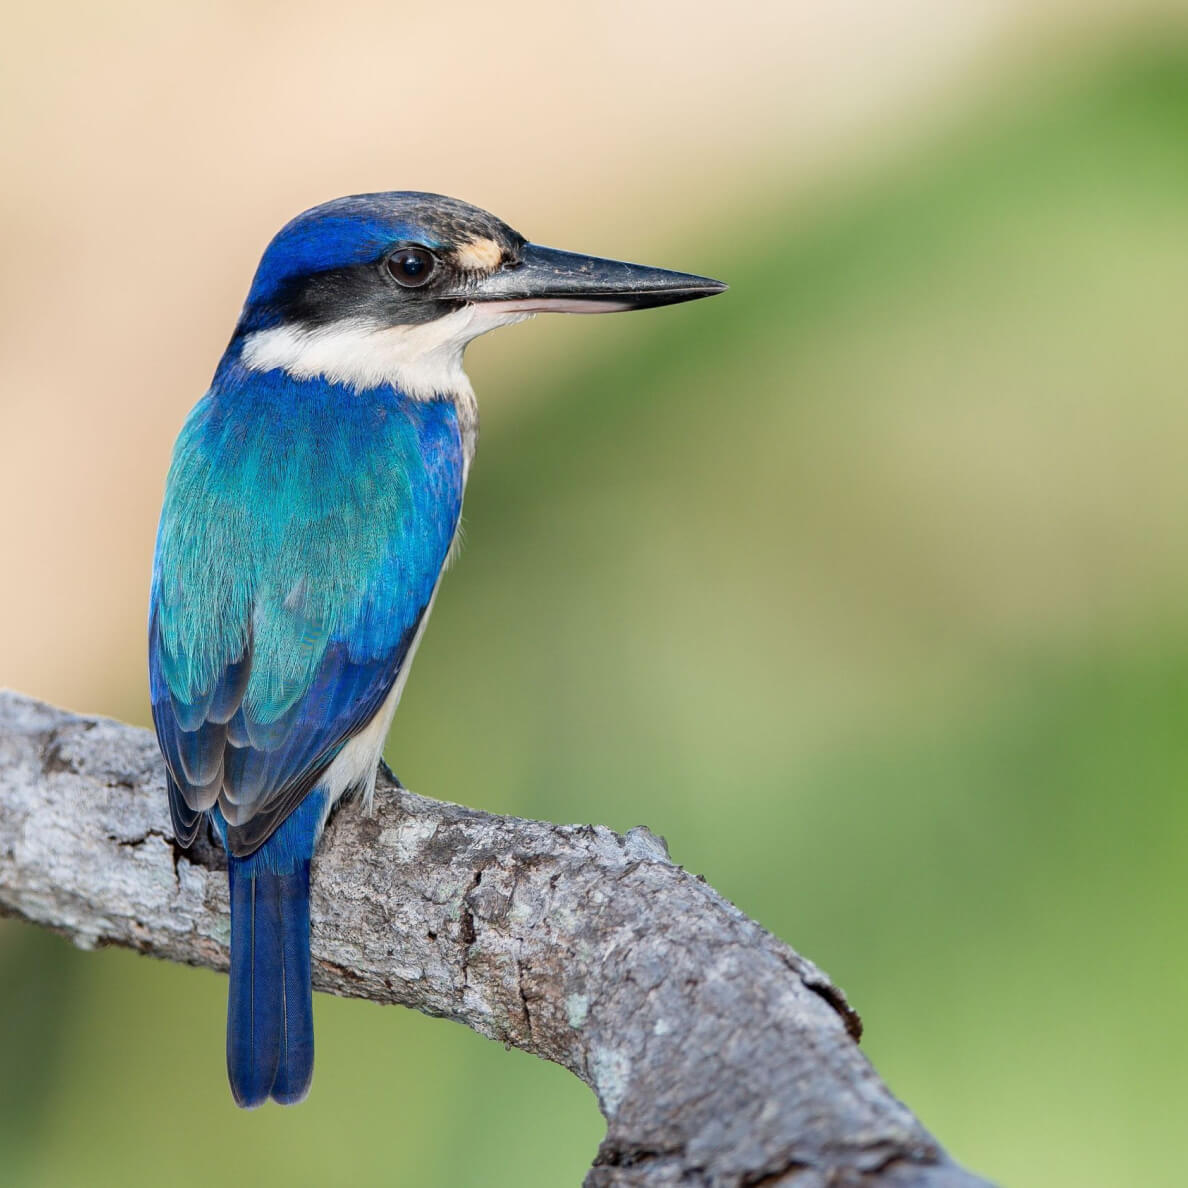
[460,243,727,314]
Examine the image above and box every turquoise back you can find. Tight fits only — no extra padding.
[149,357,464,855]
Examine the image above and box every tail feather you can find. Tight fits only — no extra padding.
[271,863,314,1104]
[226,860,314,1108]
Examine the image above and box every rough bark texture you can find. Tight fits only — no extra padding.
[0,691,993,1187]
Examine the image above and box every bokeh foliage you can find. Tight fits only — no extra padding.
[3,43,1187,1187]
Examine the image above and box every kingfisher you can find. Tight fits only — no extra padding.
[149,191,725,1107]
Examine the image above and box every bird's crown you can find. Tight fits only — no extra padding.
[239,192,525,333]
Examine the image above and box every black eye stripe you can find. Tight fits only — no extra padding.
[386,248,436,288]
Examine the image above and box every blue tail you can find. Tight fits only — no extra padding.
[226,859,314,1107]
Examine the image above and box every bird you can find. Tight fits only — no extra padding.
[148,191,725,1108]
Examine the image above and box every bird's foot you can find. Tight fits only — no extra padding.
[378,758,405,790]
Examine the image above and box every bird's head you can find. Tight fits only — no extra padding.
[230,192,725,398]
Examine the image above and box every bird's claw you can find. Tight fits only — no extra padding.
[379,758,405,790]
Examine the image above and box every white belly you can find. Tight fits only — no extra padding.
[316,583,440,829]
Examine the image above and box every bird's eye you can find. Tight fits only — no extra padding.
[386,248,436,288]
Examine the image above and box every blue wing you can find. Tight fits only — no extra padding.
[150,616,418,854]
[149,371,464,857]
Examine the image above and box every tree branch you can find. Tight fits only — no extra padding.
[0,690,992,1186]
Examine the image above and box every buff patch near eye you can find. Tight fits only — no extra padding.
[453,237,503,271]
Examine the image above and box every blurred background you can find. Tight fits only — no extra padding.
[2,2,1186,1185]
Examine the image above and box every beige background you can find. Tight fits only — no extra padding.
[1,0,1176,714]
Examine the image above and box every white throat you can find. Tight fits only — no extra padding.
[239,304,530,469]
[241,305,530,398]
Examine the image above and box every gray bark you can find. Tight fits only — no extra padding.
[0,690,993,1187]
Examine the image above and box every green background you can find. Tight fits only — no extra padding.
[3,41,1186,1188]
